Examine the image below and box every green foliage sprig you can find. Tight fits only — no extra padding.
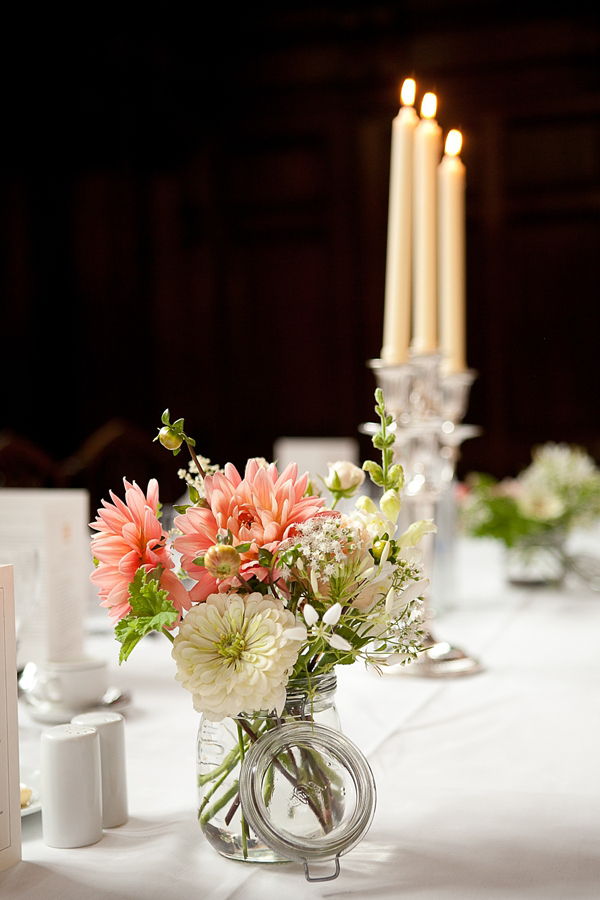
[115,568,179,663]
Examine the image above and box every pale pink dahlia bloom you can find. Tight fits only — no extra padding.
[174,458,327,602]
[90,478,191,622]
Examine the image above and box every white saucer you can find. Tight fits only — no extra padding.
[20,767,41,817]
[23,687,132,725]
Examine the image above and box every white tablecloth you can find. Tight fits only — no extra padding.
[3,537,600,899]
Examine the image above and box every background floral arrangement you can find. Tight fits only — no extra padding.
[459,443,600,548]
[90,390,435,721]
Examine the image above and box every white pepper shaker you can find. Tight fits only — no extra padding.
[41,724,103,848]
[71,711,128,828]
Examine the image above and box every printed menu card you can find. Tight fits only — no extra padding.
[0,564,21,871]
[0,489,90,668]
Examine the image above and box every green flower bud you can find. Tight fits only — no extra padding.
[158,427,183,451]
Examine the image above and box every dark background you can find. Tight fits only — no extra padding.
[2,3,599,509]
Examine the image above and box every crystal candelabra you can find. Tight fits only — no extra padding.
[365,353,482,676]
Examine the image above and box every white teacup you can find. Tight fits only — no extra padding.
[24,658,108,712]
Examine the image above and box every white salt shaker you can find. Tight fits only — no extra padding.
[71,711,128,828]
[41,724,103,848]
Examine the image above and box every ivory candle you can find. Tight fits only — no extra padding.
[438,129,467,373]
[381,78,418,365]
[412,92,442,355]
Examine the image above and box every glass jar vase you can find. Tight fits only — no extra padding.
[196,672,341,863]
[504,531,566,587]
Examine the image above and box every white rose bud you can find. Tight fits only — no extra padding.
[324,460,365,493]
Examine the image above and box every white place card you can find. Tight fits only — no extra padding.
[273,437,359,480]
[0,564,21,871]
[0,489,90,667]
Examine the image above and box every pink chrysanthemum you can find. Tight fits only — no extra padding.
[90,478,191,622]
[174,459,328,602]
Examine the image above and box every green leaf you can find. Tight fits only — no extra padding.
[258,547,274,567]
[235,542,252,553]
[172,418,185,431]
[173,504,191,514]
[193,556,205,567]
[114,568,179,663]
[161,409,171,425]
[188,484,200,504]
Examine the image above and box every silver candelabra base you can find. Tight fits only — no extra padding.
[365,354,482,678]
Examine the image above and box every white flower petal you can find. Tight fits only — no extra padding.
[384,587,396,615]
[384,652,410,666]
[322,602,342,626]
[303,603,319,627]
[400,579,429,605]
[327,633,352,652]
[285,625,308,642]
[309,568,320,595]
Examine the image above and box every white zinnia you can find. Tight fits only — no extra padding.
[172,592,304,721]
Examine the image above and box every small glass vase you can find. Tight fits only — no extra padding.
[504,531,566,587]
[196,672,341,863]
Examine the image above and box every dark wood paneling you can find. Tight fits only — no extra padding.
[1,5,599,501]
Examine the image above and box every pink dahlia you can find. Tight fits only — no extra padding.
[90,478,191,622]
[174,458,328,602]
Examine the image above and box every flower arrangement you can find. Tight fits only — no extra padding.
[460,443,600,547]
[90,389,434,861]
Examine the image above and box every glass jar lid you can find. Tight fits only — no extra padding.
[239,722,376,881]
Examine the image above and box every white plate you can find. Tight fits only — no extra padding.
[20,767,41,817]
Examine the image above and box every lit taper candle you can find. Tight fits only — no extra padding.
[438,129,467,373]
[381,78,418,365]
[412,92,442,355]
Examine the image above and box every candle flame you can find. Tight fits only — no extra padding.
[420,92,437,119]
[400,78,416,107]
[445,129,463,156]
